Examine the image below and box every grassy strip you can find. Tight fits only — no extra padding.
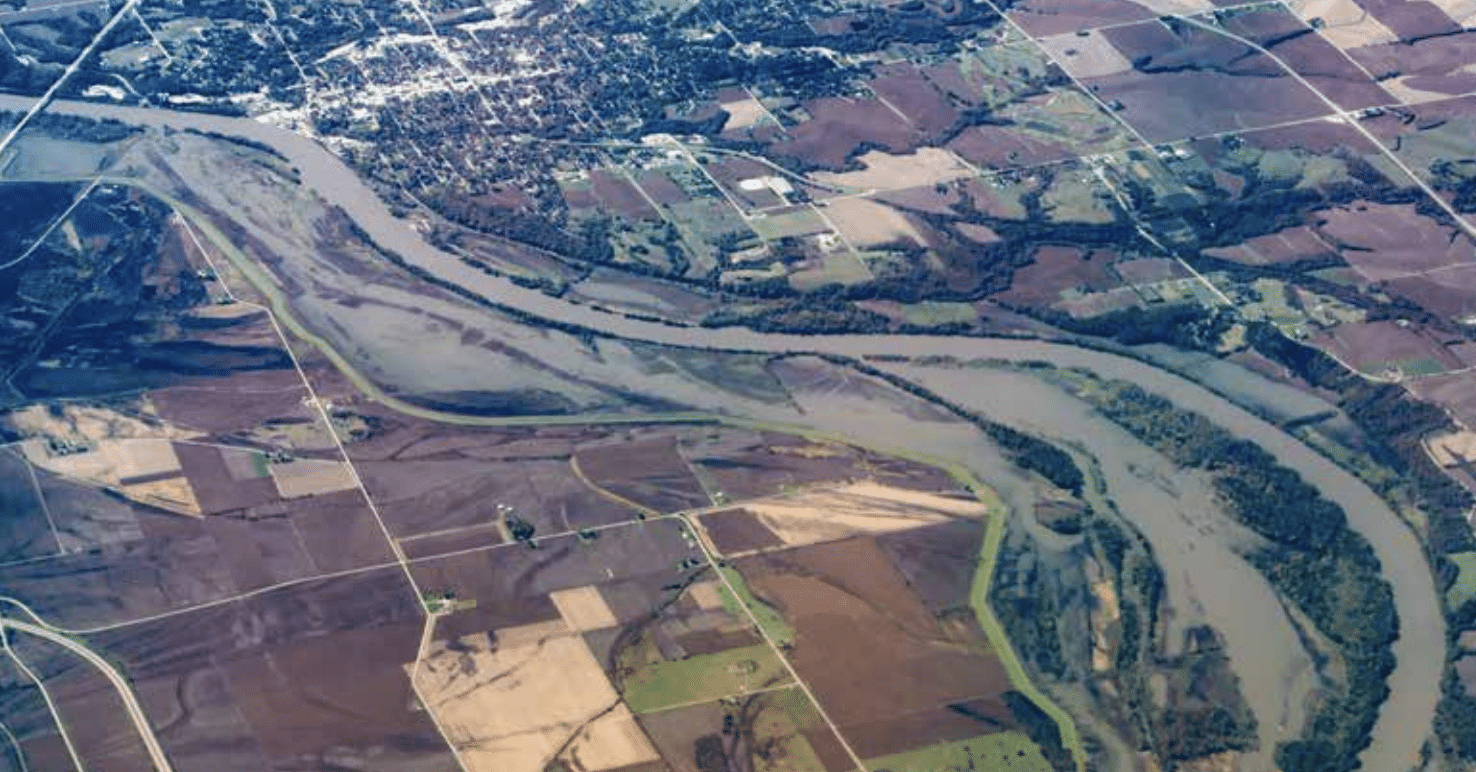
[717,566,797,648]
[623,644,792,714]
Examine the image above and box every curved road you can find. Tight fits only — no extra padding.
[0,615,174,772]
[0,94,1447,772]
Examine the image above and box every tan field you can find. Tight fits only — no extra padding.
[721,98,771,130]
[1430,0,1476,26]
[268,458,359,498]
[412,623,660,772]
[1426,430,1476,467]
[120,477,202,516]
[1383,72,1476,105]
[1288,0,1398,49]
[6,403,198,444]
[686,580,726,611]
[813,148,972,190]
[18,436,205,515]
[729,480,987,550]
[821,198,928,249]
[550,585,620,632]
[1040,31,1134,79]
[1086,559,1121,673]
[21,437,183,485]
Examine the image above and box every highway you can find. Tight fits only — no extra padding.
[0,615,174,772]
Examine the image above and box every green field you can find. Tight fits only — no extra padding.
[857,731,1051,772]
[719,565,797,647]
[622,643,792,713]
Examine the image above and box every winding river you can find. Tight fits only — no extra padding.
[0,94,1446,772]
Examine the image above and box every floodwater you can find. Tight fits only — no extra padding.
[0,95,1445,772]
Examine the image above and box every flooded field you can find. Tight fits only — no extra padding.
[0,95,1445,772]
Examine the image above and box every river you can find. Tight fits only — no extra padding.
[0,94,1446,772]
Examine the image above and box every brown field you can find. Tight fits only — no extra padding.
[81,568,448,772]
[873,183,966,215]
[408,520,700,643]
[684,428,958,501]
[1316,201,1476,281]
[1088,22,1329,142]
[0,509,237,629]
[1114,257,1190,284]
[0,448,58,563]
[732,536,1014,758]
[875,518,987,615]
[628,169,684,205]
[173,442,278,515]
[867,63,961,137]
[1220,7,1394,110]
[400,522,507,560]
[770,98,920,170]
[34,468,143,551]
[148,369,313,438]
[705,157,787,210]
[1388,269,1476,318]
[591,169,661,220]
[203,511,316,592]
[1007,0,1163,36]
[996,245,1122,307]
[287,488,397,573]
[947,124,1075,169]
[1410,372,1476,427]
[13,636,154,772]
[697,508,784,554]
[637,688,852,772]
[345,414,632,536]
[575,435,710,513]
[1309,320,1462,373]
[1204,225,1341,265]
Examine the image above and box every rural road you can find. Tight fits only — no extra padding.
[0,615,174,772]
[0,93,1447,772]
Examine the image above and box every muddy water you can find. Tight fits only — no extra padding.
[887,364,1316,771]
[2,96,1445,772]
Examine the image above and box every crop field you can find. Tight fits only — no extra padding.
[996,245,1124,311]
[683,427,960,501]
[409,519,701,640]
[1218,7,1394,110]
[1086,20,1329,142]
[12,635,155,772]
[770,97,919,169]
[67,567,451,772]
[637,687,851,772]
[1310,320,1462,376]
[575,433,711,513]
[727,534,1029,761]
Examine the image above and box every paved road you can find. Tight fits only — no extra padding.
[0,616,174,772]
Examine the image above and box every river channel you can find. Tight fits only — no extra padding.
[0,94,1446,772]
